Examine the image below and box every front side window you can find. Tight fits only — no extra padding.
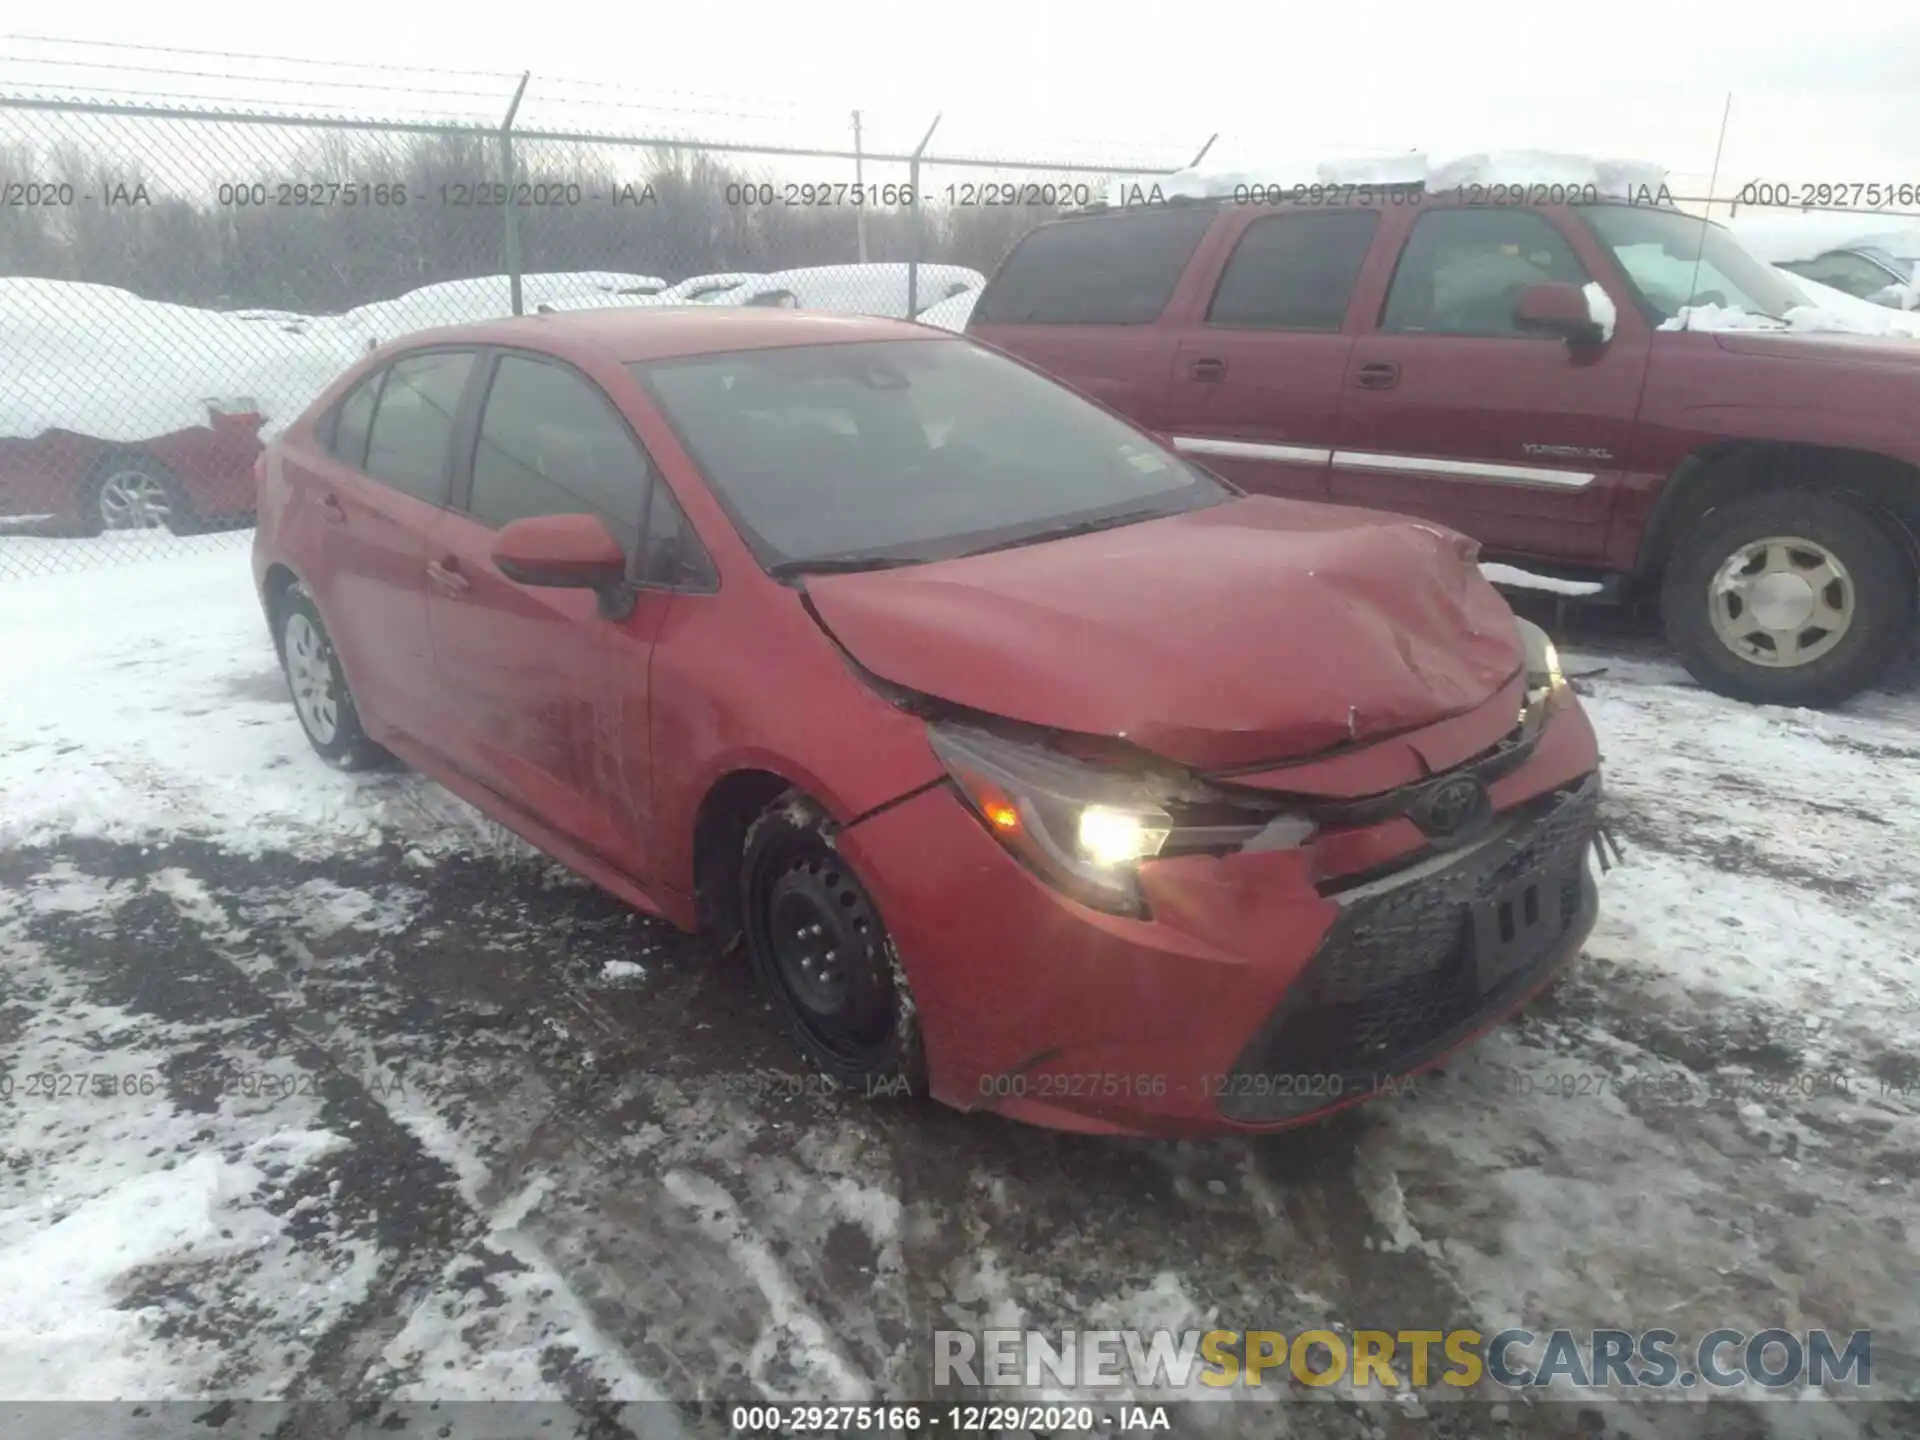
[467,354,651,548]
[1207,209,1380,330]
[634,338,1229,573]
[972,208,1217,325]
[1577,204,1806,323]
[361,350,475,505]
[1381,209,1590,336]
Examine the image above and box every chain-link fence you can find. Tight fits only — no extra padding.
[0,68,1205,580]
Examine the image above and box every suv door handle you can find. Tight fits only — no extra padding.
[1355,360,1400,389]
[320,492,347,524]
[425,557,470,597]
[1190,356,1227,382]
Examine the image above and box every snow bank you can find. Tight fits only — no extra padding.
[1128,151,1670,205]
[701,263,986,320]
[0,272,670,446]
[0,278,364,444]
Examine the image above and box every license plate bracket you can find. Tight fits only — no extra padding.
[1470,866,1562,991]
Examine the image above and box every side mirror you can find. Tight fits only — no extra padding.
[1514,282,1608,346]
[491,513,627,590]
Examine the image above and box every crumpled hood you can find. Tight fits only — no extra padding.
[804,496,1524,770]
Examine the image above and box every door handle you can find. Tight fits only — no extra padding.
[320,492,347,524]
[425,557,470,596]
[1190,356,1227,382]
[1355,360,1400,389]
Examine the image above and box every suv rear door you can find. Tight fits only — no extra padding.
[966,205,1217,430]
[1160,206,1380,500]
[1329,204,1649,562]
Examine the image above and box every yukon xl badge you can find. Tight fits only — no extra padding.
[1522,443,1614,460]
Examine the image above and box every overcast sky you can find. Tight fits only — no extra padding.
[5,0,1920,200]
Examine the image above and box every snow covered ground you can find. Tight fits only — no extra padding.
[2,549,1918,1435]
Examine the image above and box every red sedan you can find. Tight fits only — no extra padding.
[0,410,266,534]
[251,308,1604,1137]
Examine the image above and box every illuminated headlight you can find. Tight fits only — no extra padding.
[927,722,1300,915]
[1516,617,1566,716]
[1077,805,1170,868]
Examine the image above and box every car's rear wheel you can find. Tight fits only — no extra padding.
[740,795,926,1095]
[85,453,198,536]
[1661,489,1915,707]
[275,584,393,770]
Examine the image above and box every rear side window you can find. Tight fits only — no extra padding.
[1206,210,1380,330]
[328,372,382,468]
[1380,209,1589,336]
[362,350,475,504]
[467,354,652,548]
[973,207,1217,325]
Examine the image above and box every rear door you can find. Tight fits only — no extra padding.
[425,349,679,882]
[966,205,1218,430]
[1161,207,1380,500]
[302,348,477,742]
[1329,206,1649,562]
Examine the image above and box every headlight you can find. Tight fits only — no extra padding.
[1516,617,1566,714]
[930,722,1315,916]
[928,723,1176,914]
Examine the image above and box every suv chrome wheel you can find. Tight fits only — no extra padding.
[1707,535,1854,668]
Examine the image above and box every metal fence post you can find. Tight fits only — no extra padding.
[499,71,531,316]
[907,113,942,318]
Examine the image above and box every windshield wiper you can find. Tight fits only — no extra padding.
[767,554,929,579]
[956,506,1171,559]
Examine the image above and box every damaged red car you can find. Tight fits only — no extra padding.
[252,308,1605,1137]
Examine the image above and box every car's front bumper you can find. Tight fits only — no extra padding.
[835,695,1603,1137]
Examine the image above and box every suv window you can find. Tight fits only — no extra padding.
[468,354,652,548]
[362,350,475,504]
[973,207,1217,325]
[1381,209,1589,336]
[1207,210,1380,330]
[329,372,382,469]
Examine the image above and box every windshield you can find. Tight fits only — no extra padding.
[1578,204,1808,323]
[633,338,1229,572]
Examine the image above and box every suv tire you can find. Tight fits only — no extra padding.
[1661,489,1915,707]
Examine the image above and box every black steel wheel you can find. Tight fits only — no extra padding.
[740,794,925,1093]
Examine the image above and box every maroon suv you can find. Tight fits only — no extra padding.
[967,194,1920,707]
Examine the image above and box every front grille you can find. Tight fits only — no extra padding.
[1216,775,1601,1124]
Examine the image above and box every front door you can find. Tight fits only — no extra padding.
[1330,206,1649,563]
[425,350,670,882]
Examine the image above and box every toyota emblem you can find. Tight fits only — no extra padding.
[1411,774,1488,838]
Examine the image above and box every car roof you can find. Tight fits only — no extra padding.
[380,305,944,363]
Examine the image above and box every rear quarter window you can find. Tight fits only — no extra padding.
[973,207,1218,325]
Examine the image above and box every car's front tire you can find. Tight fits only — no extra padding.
[1661,489,1916,707]
[274,583,393,771]
[740,794,926,1096]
